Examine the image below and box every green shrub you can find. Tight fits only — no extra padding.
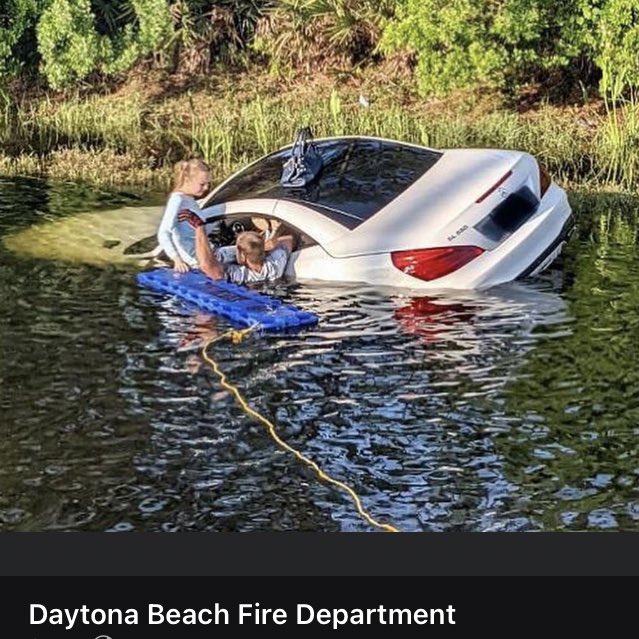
[380,0,592,96]
[597,0,639,98]
[0,0,43,76]
[36,0,106,89]
[106,0,173,74]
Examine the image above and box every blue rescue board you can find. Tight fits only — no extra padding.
[137,268,318,331]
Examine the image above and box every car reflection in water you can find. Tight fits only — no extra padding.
[394,296,478,344]
[391,276,570,358]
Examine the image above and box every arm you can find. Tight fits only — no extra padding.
[157,194,189,272]
[194,226,225,280]
[265,234,295,253]
[260,245,292,281]
[178,210,225,280]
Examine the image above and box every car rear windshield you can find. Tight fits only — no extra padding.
[206,138,443,229]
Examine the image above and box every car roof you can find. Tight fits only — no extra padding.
[201,137,443,229]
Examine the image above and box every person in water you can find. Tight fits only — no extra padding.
[178,210,294,285]
[157,158,211,273]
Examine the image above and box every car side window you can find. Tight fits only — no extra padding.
[236,215,318,250]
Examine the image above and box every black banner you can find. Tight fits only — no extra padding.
[1,532,635,636]
[1,532,638,576]
[1,575,634,637]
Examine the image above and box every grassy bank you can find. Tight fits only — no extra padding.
[1,68,638,193]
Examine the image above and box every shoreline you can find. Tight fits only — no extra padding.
[0,68,636,194]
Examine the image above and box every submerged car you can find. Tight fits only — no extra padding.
[192,136,574,290]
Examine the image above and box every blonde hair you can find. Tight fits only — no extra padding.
[173,158,210,190]
[236,231,265,264]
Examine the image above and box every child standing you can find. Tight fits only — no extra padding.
[157,158,211,272]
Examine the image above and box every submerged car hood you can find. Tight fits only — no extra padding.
[323,148,523,258]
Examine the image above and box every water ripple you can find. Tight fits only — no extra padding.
[2,179,639,531]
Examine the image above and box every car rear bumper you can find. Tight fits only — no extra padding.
[516,212,575,279]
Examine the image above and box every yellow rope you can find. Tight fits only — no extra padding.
[201,326,400,533]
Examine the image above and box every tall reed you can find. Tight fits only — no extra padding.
[596,64,639,191]
[1,82,639,192]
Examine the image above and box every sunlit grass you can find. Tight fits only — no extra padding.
[0,78,638,197]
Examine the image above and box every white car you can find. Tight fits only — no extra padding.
[195,135,573,290]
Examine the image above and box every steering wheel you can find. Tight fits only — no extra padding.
[207,220,246,248]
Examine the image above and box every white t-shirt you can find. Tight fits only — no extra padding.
[223,247,290,285]
[214,245,238,265]
[157,192,202,267]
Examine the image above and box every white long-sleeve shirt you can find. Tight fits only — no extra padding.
[156,192,203,267]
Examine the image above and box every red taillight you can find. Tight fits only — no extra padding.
[476,170,512,203]
[391,246,485,282]
[538,162,551,197]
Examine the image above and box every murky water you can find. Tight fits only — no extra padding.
[1,176,638,532]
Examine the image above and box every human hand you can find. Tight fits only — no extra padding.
[173,257,189,273]
[177,209,204,229]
